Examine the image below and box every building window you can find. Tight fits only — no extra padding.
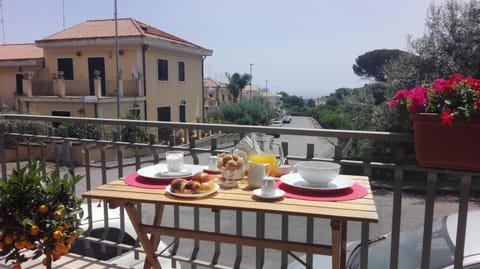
[57,58,74,80]
[157,59,168,81]
[178,61,185,81]
[51,111,71,128]
[179,105,186,122]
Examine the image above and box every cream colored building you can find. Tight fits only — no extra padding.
[0,18,212,123]
[0,44,44,110]
[203,77,231,107]
[241,85,282,110]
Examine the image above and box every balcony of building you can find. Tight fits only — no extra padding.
[0,114,478,269]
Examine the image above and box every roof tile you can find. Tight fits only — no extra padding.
[0,43,44,60]
[40,18,203,49]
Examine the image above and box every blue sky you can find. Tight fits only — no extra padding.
[1,0,447,98]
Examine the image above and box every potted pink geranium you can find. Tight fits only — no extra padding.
[389,74,480,171]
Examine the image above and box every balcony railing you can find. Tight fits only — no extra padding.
[0,114,478,269]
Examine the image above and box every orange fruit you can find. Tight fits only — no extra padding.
[25,241,35,250]
[14,241,25,250]
[4,234,13,245]
[52,230,62,240]
[0,231,3,240]
[53,210,62,220]
[30,225,40,236]
[41,258,48,266]
[53,242,65,253]
[12,263,21,269]
[38,204,48,214]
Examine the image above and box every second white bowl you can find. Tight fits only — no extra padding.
[296,161,340,185]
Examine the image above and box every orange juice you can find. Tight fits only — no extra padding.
[248,153,277,176]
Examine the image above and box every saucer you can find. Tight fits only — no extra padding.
[279,173,354,191]
[137,164,203,179]
[252,188,285,199]
[155,168,192,178]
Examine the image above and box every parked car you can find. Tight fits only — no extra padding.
[269,120,282,138]
[288,211,480,269]
[282,115,292,123]
[71,201,179,269]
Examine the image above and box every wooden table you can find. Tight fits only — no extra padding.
[82,174,378,269]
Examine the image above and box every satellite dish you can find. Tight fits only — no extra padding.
[131,67,138,79]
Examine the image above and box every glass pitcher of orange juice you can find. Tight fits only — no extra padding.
[248,133,284,176]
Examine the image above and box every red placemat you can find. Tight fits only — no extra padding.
[277,181,368,201]
[124,173,172,189]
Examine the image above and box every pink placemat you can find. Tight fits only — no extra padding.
[124,173,172,189]
[277,181,368,201]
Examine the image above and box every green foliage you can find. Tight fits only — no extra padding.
[0,120,48,147]
[353,49,408,81]
[208,98,275,125]
[311,105,350,129]
[0,161,83,267]
[121,110,149,142]
[384,0,480,87]
[225,72,251,102]
[54,122,102,140]
[279,92,315,115]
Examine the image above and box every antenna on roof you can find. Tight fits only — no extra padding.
[62,0,65,29]
[0,0,5,44]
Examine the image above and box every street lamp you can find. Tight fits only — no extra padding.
[249,63,253,101]
[265,80,268,96]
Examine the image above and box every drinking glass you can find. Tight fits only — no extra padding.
[166,151,184,172]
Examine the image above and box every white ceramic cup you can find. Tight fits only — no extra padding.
[166,151,184,172]
[261,176,276,196]
[247,161,271,188]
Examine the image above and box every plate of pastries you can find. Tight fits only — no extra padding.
[166,171,218,198]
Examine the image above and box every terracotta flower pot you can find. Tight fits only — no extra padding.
[412,113,480,171]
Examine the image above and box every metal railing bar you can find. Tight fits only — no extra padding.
[0,114,412,142]
[281,214,289,269]
[256,212,265,268]
[306,216,314,268]
[390,166,404,269]
[453,175,471,269]
[2,114,478,269]
[234,210,243,268]
[212,209,221,265]
[421,172,437,269]
[360,222,370,269]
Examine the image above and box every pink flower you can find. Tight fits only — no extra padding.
[441,109,454,126]
[389,74,480,125]
[406,86,428,112]
[388,89,410,108]
[432,78,447,93]
[466,77,480,92]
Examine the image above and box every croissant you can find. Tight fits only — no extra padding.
[170,178,201,194]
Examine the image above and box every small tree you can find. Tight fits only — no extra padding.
[353,49,407,81]
[0,161,83,269]
[121,110,149,143]
[225,72,251,102]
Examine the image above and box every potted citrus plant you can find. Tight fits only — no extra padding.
[0,161,83,269]
[389,74,480,170]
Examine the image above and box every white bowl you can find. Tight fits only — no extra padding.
[296,161,340,185]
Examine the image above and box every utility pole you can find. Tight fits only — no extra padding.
[265,80,268,96]
[114,0,121,139]
[249,63,254,125]
[62,0,65,29]
[249,63,253,101]
[0,0,5,44]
